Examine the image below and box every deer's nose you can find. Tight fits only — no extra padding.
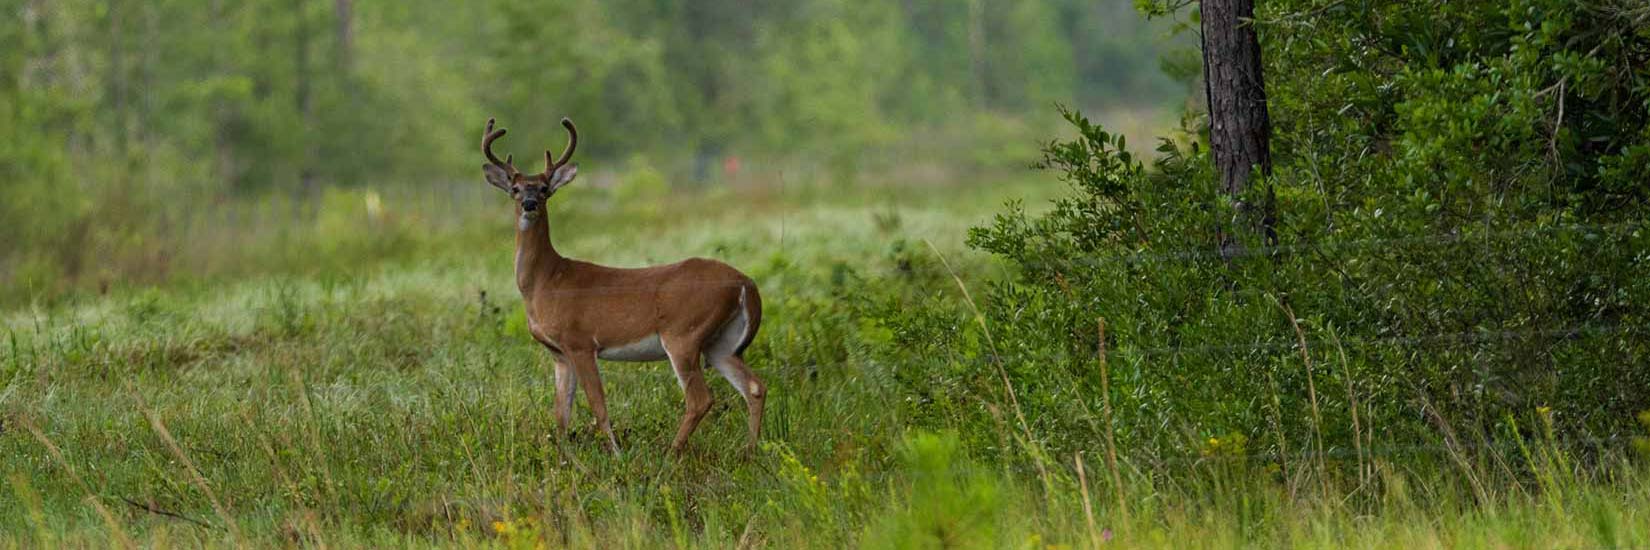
[522,199,540,212]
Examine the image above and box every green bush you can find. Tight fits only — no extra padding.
[873,1,1650,474]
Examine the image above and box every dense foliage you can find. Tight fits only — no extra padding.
[879,0,1650,470]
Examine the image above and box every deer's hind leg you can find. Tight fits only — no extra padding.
[704,296,765,452]
[707,352,765,452]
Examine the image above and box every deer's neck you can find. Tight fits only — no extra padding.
[514,208,564,296]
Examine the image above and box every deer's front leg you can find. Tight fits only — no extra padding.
[552,356,577,442]
[567,350,620,455]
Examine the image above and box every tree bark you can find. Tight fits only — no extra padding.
[967,0,987,108]
[1200,0,1274,257]
[109,0,127,155]
[333,0,352,72]
[294,0,315,193]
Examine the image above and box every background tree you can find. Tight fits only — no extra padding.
[1200,0,1274,254]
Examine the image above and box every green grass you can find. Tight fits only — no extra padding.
[3,173,1649,548]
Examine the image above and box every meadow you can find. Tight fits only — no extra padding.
[8,0,1649,546]
[4,162,1650,549]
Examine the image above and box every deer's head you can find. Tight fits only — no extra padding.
[481,117,579,228]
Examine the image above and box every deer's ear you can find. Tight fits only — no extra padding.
[548,163,578,191]
[482,164,512,191]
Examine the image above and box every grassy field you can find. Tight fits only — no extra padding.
[5,170,1650,548]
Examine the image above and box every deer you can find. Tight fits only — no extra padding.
[480,117,767,456]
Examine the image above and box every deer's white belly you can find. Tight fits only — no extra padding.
[597,333,668,362]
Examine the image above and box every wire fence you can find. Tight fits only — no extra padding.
[6,196,1647,496]
[522,318,1637,379]
[6,213,1644,373]
[1016,220,1648,269]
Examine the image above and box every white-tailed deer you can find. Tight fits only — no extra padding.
[480,117,766,455]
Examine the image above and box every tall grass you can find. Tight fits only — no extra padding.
[3,168,1648,548]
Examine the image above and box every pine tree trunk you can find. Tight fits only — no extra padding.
[294,0,316,195]
[967,0,987,108]
[1200,0,1274,257]
[109,0,127,155]
[334,0,352,72]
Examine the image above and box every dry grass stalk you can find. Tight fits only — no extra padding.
[20,416,135,549]
[131,385,247,547]
[925,239,1054,497]
[1097,318,1127,522]
[1324,326,1370,491]
[1279,301,1330,499]
[1074,452,1101,549]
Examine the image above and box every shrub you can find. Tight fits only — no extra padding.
[872,1,1650,473]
